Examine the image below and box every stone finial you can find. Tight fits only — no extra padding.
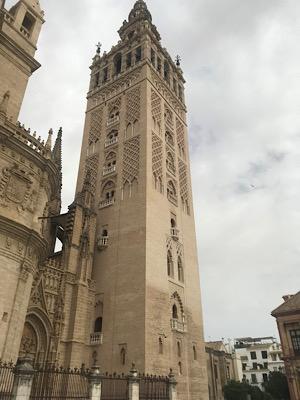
[45,128,53,150]
[0,91,10,116]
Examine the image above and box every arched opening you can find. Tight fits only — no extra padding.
[159,338,163,354]
[120,348,126,365]
[114,53,122,75]
[94,317,103,333]
[167,250,173,277]
[193,345,197,360]
[126,123,132,138]
[133,119,139,135]
[108,130,118,140]
[102,180,116,201]
[171,218,176,228]
[178,361,182,375]
[177,341,181,357]
[172,304,178,320]
[178,257,184,283]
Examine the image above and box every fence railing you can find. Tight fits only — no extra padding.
[101,373,129,400]
[0,360,176,400]
[29,366,89,400]
[0,361,14,400]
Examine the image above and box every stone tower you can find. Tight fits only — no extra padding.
[0,0,62,362]
[72,1,209,398]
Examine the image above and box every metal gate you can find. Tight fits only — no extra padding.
[0,361,14,400]
[29,366,89,400]
[139,375,169,400]
[101,373,129,400]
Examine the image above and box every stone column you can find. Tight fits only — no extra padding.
[12,357,34,400]
[88,365,101,400]
[168,369,177,400]
[128,364,139,400]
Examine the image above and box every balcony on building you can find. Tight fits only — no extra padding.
[103,165,116,176]
[97,236,109,250]
[170,318,186,333]
[107,115,120,127]
[105,136,118,148]
[90,332,103,346]
[170,228,179,240]
[99,198,115,209]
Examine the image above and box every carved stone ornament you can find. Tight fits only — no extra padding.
[0,164,35,212]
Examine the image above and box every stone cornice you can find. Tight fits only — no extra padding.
[0,214,47,257]
[0,30,40,73]
[0,122,61,196]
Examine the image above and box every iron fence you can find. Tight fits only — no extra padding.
[101,373,129,400]
[29,366,89,400]
[139,375,169,400]
[0,361,14,400]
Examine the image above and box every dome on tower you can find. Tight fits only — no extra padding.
[128,0,152,23]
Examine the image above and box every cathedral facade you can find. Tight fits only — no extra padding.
[0,1,209,399]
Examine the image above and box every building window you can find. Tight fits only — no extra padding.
[172,304,178,320]
[193,345,197,361]
[250,351,257,360]
[178,362,182,375]
[261,350,268,359]
[253,362,257,370]
[214,364,218,380]
[167,251,173,277]
[22,12,35,33]
[263,362,268,369]
[135,46,142,62]
[177,341,181,357]
[290,329,300,356]
[103,67,108,83]
[114,53,122,75]
[126,52,132,68]
[120,348,126,365]
[242,363,247,371]
[164,61,170,82]
[178,257,184,283]
[262,373,268,383]
[151,49,156,66]
[157,58,162,73]
[251,374,257,384]
[159,338,163,354]
[94,317,103,333]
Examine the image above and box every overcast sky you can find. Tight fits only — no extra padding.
[7,0,300,341]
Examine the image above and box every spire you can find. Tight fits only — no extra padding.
[52,127,62,170]
[128,0,152,23]
[0,91,10,116]
[45,128,53,150]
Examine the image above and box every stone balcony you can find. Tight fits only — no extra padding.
[97,236,109,250]
[90,332,103,346]
[103,165,116,176]
[105,137,118,148]
[107,115,120,127]
[99,198,115,209]
[170,319,186,333]
[170,228,179,240]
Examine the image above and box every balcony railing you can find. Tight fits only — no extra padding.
[98,236,109,250]
[90,332,103,346]
[107,115,120,127]
[105,137,118,148]
[20,26,30,38]
[103,165,116,176]
[99,198,115,209]
[170,319,186,333]
[170,228,179,240]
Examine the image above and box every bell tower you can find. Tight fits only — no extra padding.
[0,0,44,122]
[72,1,209,398]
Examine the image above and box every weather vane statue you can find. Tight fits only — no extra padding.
[96,42,102,55]
[175,55,181,67]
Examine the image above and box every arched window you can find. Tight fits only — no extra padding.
[164,61,170,82]
[193,345,197,361]
[167,251,173,277]
[167,181,177,202]
[177,341,181,357]
[114,53,122,75]
[159,338,163,354]
[94,317,103,333]
[172,304,178,320]
[109,107,119,122]
[120,348,126,365]
[178,257,184,283]
[166,152,175,174]
[178,362,182,375]
[171,219,176,228]
[102,180,116,201]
